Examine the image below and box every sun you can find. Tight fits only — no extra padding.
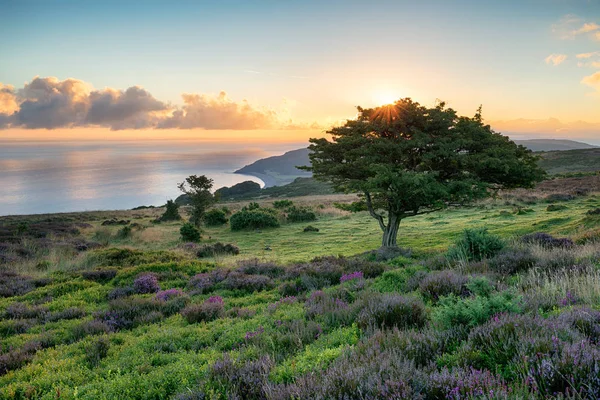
[372,90,399,106]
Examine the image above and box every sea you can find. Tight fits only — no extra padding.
[0,139,303,216]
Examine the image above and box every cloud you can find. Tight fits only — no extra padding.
[545,54,567,66]
[158,91,278,130]
[576,52,600,59]
[573,22,600,36]
[581,71,600,93]
[490,118,600,142]
[0,76,312,131]
[553,15,600,41]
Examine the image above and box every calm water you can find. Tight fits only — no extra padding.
[0,139,302,216]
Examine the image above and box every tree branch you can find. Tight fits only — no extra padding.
[364,191,386,231]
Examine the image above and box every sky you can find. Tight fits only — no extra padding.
[1,0,599,143]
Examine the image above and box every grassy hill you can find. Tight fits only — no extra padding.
[1,175,599,398]
[538,148,600,175]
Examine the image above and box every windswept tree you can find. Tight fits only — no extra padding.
[303,99,545,248]
[178,175,217,226]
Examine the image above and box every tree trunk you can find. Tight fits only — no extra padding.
[381,214,401,247]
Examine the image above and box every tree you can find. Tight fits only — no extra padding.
[303,99,545,248]
[156,200,182,222]
[178,175,217,226]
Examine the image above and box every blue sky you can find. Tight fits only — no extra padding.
[1,0,599,141]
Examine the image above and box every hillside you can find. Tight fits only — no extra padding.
[513,139,597,152]
[538,148,600,175]
[234,148,312,187]
[235,140,599,186]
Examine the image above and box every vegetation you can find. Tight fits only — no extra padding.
[156,200,182,222]
[0,174,599,399]
[305,99,545,248]
[180,222,201,242]
[178,175,217,226]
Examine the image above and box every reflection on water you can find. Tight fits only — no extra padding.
[0,140,302,216]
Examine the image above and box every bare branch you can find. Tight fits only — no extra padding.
[364,191,386,231]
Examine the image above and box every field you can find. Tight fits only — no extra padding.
[0,175,599,399]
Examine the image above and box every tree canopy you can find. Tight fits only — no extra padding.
[178,175,217,226]
[303,98,546,248]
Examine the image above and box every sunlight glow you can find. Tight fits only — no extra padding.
[372,90,399,106]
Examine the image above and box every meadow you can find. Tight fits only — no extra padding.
[0,174,599,399]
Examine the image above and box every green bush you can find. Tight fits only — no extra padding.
[273,200,294,209]
[85,337,110,367]
[203,209,228,226]
[115,226,132,239]
[157,199,182,222]
[230,209,280,231]
[180,223,201,242]
[286,206,317,223]
[447,228,504,262]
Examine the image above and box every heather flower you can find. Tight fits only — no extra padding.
[245,326,265,340]
[155,288,184,301]
[267,296,297,313]
[340,271,364,283]
[187,273,214,294]
[558,291,579,307]
[133,273,160,294]
[206,296,224,304]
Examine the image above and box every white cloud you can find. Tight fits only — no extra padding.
[576,52,600,59]
[581,71,600,94]
[545,54,568,66]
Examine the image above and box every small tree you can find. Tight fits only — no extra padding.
[303,99,545,248]
[178,175,216,226]
[157,200,182,222]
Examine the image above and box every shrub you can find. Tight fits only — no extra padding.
[488,247,537,275]
[46,307,86,322]
[286,206,317,223]
[4,302,48,320]
[155,288,184,301]
[340,271,364,283]
[273,200,294,209]
[209,355,273,399]
[85,337,110,367]
[303,225,319,232]
[81,269,117,283]
[305,291,356,328]
[419,270,469,301]
[180,223,201,242]
[236,258,285,278]
[587,207,600,215]
[356,294,427,331]
[0,341,41,376]
[71,320,111,341]
[447,228,504,262]
[187,273,215,295]
[557,307,600,343]
[107,286,134,300]
[229,209,280,231]
[196,242,239,258]
[546,204,568,211]
[181,299,224,323]
[222,272,273,292]
[115,226,132,239]
[545,193,574,202]
[157,199,182,222]
[133,273,160,294]
[432,291,522,329]
[521,232,574,249]
[203,209,228,226]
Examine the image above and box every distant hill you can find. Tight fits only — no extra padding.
[234,140,600,188]
[513,139,597,152]
[234,148,311,187]
[538,148,600,175]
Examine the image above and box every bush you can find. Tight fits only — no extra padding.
[155,288,185,301]
[196,242,239,258]
[203,209,228,226]
[488,247,537,275]
[181,298,224,323]
[432,291,522,329]
[85,337,110,367]
[187,273,215,295]
[546,204,568,211]
[236,259,285,278]
[115,226,132,239]
[305,291,356,328]
[587,207,600,215]
[545,193,574,202]
[230,209,280,231]
[133,273,160,294]
[108,286,134,300]
[356,294,427,331]
[419,270,469,302]
[447,228,504,262]
[222,272,273,292]
[180,223,201,242]
[273,200,294,209]
[81,269,117,283]
[286,207,317,223]
[303,225,319,232]
[157,199,182,222]
[521,232,574,249]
